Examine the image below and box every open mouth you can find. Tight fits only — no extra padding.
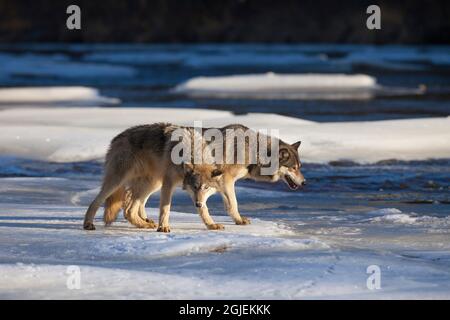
[284,174,299,190]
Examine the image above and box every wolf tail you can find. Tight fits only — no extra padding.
[103,186,125,226]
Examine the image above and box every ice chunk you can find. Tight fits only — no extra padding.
[0,87,119,105]
[174,73,378,100]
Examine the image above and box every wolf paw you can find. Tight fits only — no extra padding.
[157,226,171,233]
[83,222,96,230]
[236,216,251,225]
[207,223,225,230]
[144,219,157,229]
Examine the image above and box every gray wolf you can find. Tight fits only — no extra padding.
[84,123,195,232]
[83,123,305,232]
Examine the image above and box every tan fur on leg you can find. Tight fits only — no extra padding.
[103,186,125,226]
[124,199,156,229]
[197,206,224,231]
[157,177,177,232]
[123,178,158,229]
[221,177,251,225]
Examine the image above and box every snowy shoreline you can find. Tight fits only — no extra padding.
[0,106,449,163]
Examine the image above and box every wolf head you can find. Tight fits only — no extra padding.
[248,140,306,190]
[182,163,223,208]
[278,141,306,190]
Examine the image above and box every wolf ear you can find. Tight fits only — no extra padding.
[211,169,223,178]
[291,141,301,150]
[182,162,194,174]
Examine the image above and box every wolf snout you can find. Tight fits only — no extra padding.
[301,180,307,186]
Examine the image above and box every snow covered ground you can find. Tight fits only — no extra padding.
[0,176,449,299]
[0,87,120,106]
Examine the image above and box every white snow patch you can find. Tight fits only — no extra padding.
[370,209,450,226]
[175,73,379,100]
[94,226,323,259]
[372,213,419,224]
[0,87,119,105]
[0,108,229,162]
[0,107,449,163]
[176,73,377,91]
[369,208,403,215]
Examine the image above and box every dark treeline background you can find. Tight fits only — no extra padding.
[0,0,449,44]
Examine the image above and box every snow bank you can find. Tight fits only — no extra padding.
[176,73,377,92]
[0,107,449,163]
[0,203,330,299]
[174,73,378,99]
[0,108,230,162]
[0,87,119,105]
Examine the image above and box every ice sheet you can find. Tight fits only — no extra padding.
[0,107,449,163]
[173,73,426,100]
[174,73,379,100]
[0,87,119,105]
[0,178,449,299]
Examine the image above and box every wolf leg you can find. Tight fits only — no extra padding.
[84,174,126,230]
[124,178,158,229]
[137,178,162,224]
[125,177,150,220]
[125,199,157,229]
[197,206,224,230]
[157,177,177,233]
[103,186,125,226]
[221,179,251,225]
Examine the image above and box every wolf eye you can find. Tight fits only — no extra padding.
[203,185,209,190]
